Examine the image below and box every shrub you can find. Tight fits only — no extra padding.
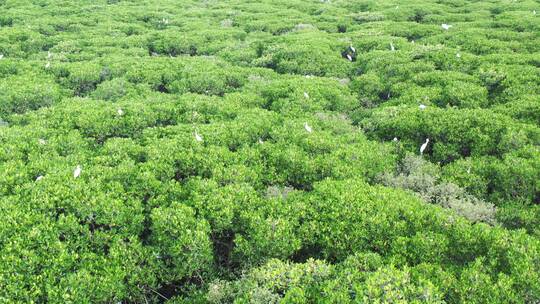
[147,31,199,56]
[410,71,489,108]
[441,146,540,206]
[362,107,540,163]
[169,61,247,96]
[496,204,540,237]
[0,28,46,57]
[91,77,138,101]
[253,32,351,77]
[350,72,387,108]
[492,95,540,124]
[255,76,357,114]
[54,62,109,96]
[150,203,213,282]
[378,154,496,224]
[0,74,63,117]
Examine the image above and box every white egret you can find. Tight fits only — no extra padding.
[393,137,398,142]
[220,19,233,28]
[0,54,3,60]
[36,175,44,181]
[45,62,51,69]
[304,122,312,133]
[420,138,430,155]
[390,42,395,51]
[338,78,350,85]
[38,138,47,145]
[73,165,82,178]
[258,138,264,144]
[117,108,124,116]
[346,54,353,61]
[194,131,203,142]
[456,53,461,58]
[304,92,310,99]
[533,10,536,15]
[419,104,427,110]
[441,24,452,30]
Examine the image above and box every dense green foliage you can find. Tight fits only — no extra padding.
[0,0,539,302]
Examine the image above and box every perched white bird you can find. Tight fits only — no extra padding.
[117,108,124,116]
[420,138,430,155]
[411,40,415,44]
[258,138,264,144]
[349,45,356,53]
[73,165,82,178]
[194,131,203,142]
[45,62,51,69]
[36,175,44,181]
[419,104,427,110]
[466,166,471,174]
[390,42,395,51]
[456,53,461,58]
[441,24,452,30]
[533,10,536,15]
[304,92,310,99]
[38,138,47,145]
[0,54,3,60]
[393,137,398,142]
[346,54,353,61]
[304,122,312,133]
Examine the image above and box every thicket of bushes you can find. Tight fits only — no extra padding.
[0,0,538,302]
